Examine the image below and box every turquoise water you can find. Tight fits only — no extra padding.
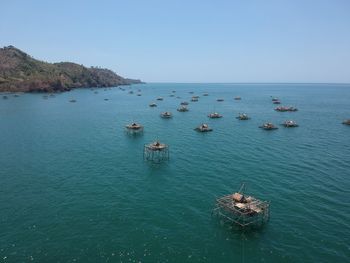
[0,83,349,262]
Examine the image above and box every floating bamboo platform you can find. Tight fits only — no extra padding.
[143,141,169,163]
[236,113,250,120]
[282,120,299,127]
[208,112,222,118]
[275,106,298,112]
[125,122,144,134]
[194,123,213,132]
[177,106,189,112]
[342,119,350,125]
[259,122,278,130]
[213,183,270,228]
[160,112,172,118]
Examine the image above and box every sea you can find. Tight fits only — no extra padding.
[0,83,349,262]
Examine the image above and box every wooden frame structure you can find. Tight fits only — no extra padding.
[125,123,144,135]
[213,184,270,228]
[143,141,169,163]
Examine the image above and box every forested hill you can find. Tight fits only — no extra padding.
[0,46,142,92]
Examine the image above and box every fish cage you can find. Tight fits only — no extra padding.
[342,119,350,125]
[259,123,278,130]
[177,106,189,112]
[236,113,250,120]
[125,123,144,134]
[213,183,270,228]
[143,141,169,163]
[160,112,172,118]
[194,123,213,132]
[208,112,222,118]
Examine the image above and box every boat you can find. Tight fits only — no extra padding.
[203,93,209,96]
[194,123,213,132]
[217,98,224,102]
[137,93,142,96]
[104,98,109,101]
[156,97,163,101]
[69,99,77,103]
[191,97,198,102]
[282,120,299,127]
[128,91,134,94]
[234,96,241,100]
[236,113,250,120]
[180,101,189,105]
[272,97,279,102]
[273,100,281,104]
[177,106,189,112]
[2,95,8,99]
[259,123,278,130]
[149,103,157,107]
[208,112,222,118]
[160,111,172,118]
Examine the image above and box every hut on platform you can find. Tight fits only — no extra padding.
[259,122,278,130]
[143,141,169,163]
[208,112,222,118]
[177,106,189,112]
[342,119,350,125]
[282,120,299,127]
[236,113,250,120]
[125,122,144,134]
[160,112,172,118]
[275,106,298,112]
[213,183,270,228]
[194,123,213,132]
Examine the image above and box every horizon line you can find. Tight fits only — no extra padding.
[142,82,350,85]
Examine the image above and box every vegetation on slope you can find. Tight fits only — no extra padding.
[0,46,142,92]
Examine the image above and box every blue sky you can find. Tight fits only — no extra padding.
[1,0,350,83]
